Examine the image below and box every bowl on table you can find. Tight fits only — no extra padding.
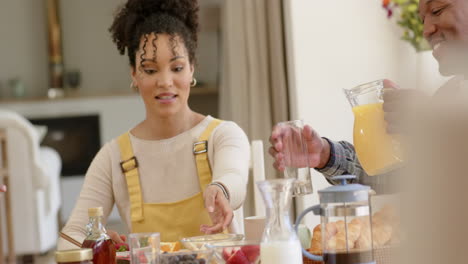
[159,249,213,264]
[180,233,244,251]
[206,240,261,264]
[116,251,130,264]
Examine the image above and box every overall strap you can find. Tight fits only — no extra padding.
[193,119,222,192]
[117,132,144,222]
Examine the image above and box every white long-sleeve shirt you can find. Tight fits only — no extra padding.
[58,116,250,249]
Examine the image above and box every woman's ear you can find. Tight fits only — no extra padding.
[130,67,138,91]
[130,67,138,84]
[190,64,195,75]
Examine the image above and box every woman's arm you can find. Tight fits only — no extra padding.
[201,121,250,234]
[58,143,115,250]
[210,121,250,210]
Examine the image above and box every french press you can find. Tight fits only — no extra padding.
[295,175,375,264]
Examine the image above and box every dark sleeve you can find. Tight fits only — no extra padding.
[315,138,368,184]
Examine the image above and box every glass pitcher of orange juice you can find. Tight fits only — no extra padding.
[344,80,403,176]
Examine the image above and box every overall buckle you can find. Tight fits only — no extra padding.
[120,156,139,173]
[193,141,208,154]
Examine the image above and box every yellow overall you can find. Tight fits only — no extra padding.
[117,119,222,242]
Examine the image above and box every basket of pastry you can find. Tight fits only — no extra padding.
[303,205,400,264]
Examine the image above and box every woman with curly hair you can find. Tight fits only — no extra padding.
[58,0,249,247]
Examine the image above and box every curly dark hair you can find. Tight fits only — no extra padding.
[109,0,199,68]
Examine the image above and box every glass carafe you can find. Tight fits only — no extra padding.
[257,178,303,264]
[344,80,403,176]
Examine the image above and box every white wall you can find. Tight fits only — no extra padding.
[59,0,220,92]
[283,0,447,228]
[0,0,220,98]
[60,0,131,93]
[0,0,131,97]
[0,0,48,98]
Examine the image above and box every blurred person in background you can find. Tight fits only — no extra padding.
[401,97,468,264]
[404,3,468,257]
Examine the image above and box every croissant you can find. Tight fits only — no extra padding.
[372,222,393,247]
[372,205,397,247]
[326,218,362,251]
[335,220,345,232]
[354,218,373,250]
[373,204,397,226]
[307,205,400,253]
[355,224,372,250]
[310,224,322,252]
[327,222,340,237]
[310,222,341,252]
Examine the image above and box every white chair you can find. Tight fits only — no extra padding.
[0,110,62,257]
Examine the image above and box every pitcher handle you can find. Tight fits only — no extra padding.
[294,205,323,261]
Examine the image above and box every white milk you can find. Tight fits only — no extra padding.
[260,240,303,264]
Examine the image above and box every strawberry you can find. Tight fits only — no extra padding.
[223,248,234,261]
[137,251,147,263]
[115,242,129,252]
[240,245,260,262]
[227,249,249,264]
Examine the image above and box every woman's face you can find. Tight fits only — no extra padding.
[131,33,194,119]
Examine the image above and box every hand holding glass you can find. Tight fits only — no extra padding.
[276,120,313,196]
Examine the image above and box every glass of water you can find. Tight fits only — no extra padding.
[276,120,313,196]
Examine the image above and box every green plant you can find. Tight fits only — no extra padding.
[383,0,431,52]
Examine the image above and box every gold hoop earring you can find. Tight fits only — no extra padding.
[130,81,138,92]
[190,78,197,87]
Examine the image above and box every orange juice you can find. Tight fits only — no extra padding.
[353,103,403,175]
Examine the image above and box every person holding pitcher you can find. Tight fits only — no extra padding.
[270,0,468,186]
[270,80,402,189]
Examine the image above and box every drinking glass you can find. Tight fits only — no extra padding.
[129,232,160,264]
[276,120,313,196]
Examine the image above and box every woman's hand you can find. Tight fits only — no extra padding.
[269,124,331,171]
[0,185,6,192]
[201,184,233,234]
[107,230,127,244]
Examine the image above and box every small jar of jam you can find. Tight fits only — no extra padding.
[55,248,93,264]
